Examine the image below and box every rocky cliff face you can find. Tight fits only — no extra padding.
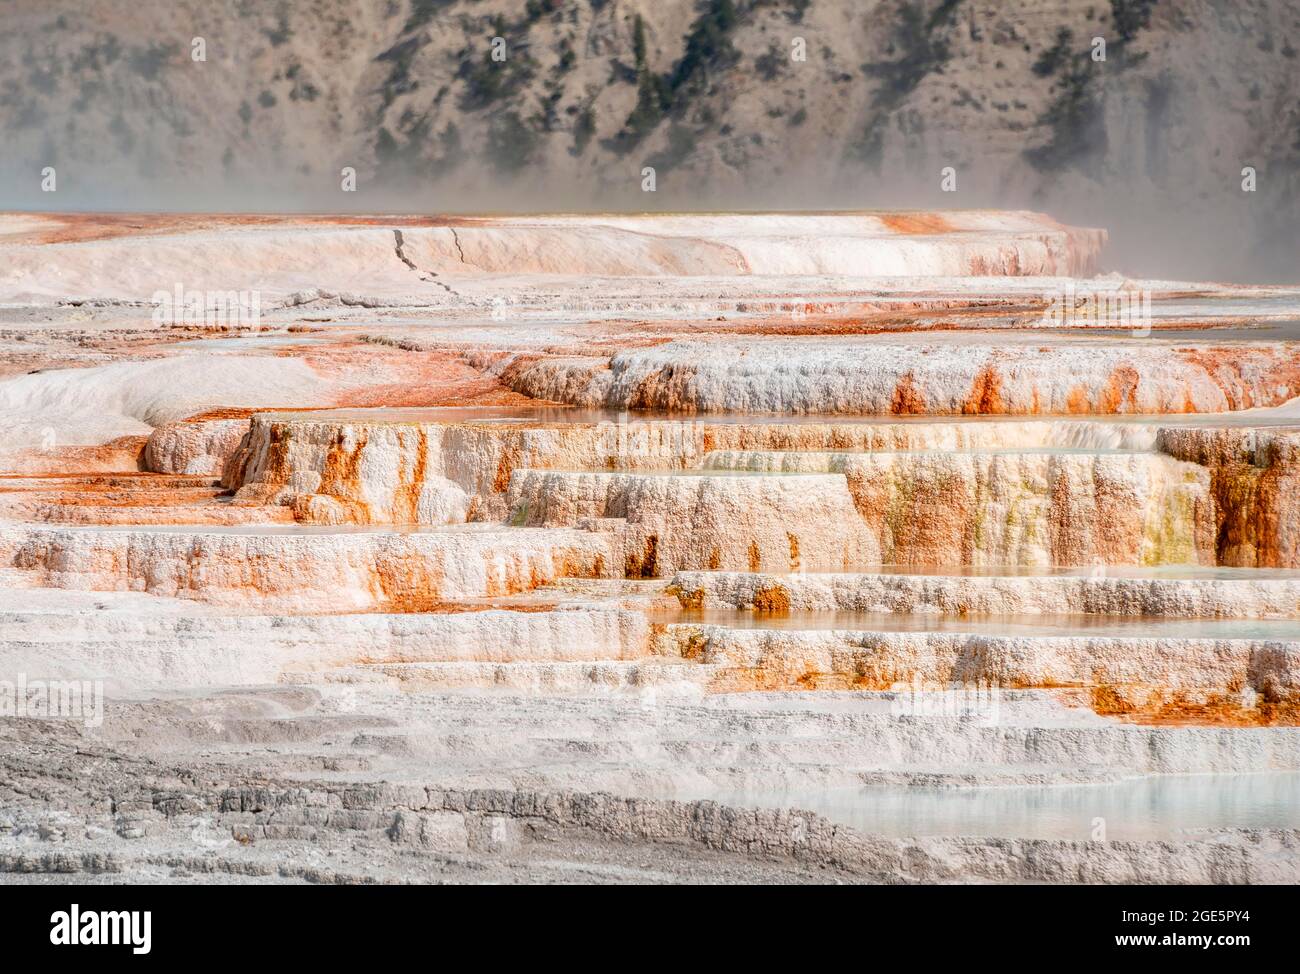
[3,1,1297,278]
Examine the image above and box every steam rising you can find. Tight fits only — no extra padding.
[1,0,1295,282]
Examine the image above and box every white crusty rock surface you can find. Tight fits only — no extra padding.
[0,524,613,609]
[672,570,1300,619]
[1,211,1298,884]
[487,339,1300,415]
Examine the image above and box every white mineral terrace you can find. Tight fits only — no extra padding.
[1,211,1299,883]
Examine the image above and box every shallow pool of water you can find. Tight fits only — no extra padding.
[264,404,1300,429]
[658,608,1300,641]
[67,522,516,537]
[762,564,1300,580]
[692,772,1300,840]
[702,446,1148,460]
[169,334,331,350]
[1043,321,1300,343]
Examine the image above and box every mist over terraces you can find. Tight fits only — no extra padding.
[2,0,1298,278]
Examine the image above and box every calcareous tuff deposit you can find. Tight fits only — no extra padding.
[1,211,1299,884]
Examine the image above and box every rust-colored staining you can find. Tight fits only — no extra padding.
[317,428,372,523]
[878,212,953,235]
[849,672,899,691]
[494,353,545,393]
[1098,364,1140,412]
[1065,386,1090,414]
[1252,464,1296,568]
[179,406,265,422]
[393,428,430,524]
[16,212,216,246]
[786,532,801,572]
[961,365,1006,414]
[1091,468,1151,566]
[1169,428,1300,569]
[676,630,709,661]
[370,576,445,614]
[706,667,776,692]
[675,587,706,611]
[0,466,312,526]
[843,655,911,690]
[840,468,877,523]
[890,372,927,414]
[15,212,486,247]
[747,541,761,573]
[795,670,821,689]
[4,436,148,476]
[707,546,722,570]
[1090,684,1136,716]
[884,463,972,568]
[311,343,548,411]
[1090,683,1300,726]
[492,439,520,493]
[668,307,1036,339]
[1143,695,1300,727]
[625,535,659,578]
[1046,464,1079,567]
[391,596,562,615]
[701,671,1300,725]
[348,598,564,616]
[751,584,791,614]
[1180,346,1300,413]
[557,549,608,583]
[707,663,894,693]
[259,422,296,487]
[1210,462,1267,567]
[626,367,680,412]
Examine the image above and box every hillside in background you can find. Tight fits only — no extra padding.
[0,0,1297,278]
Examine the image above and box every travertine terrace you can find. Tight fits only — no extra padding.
[2,211,1300,884]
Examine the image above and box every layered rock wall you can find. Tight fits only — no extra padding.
[506,470,877,574]
[1156,428,1300,568]
[0,525,613,609]
[489,342,1300,415]
[706,450,1215,567]
[671,570,1300,619]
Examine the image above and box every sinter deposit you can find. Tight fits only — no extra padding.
[1,211,1299,884]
